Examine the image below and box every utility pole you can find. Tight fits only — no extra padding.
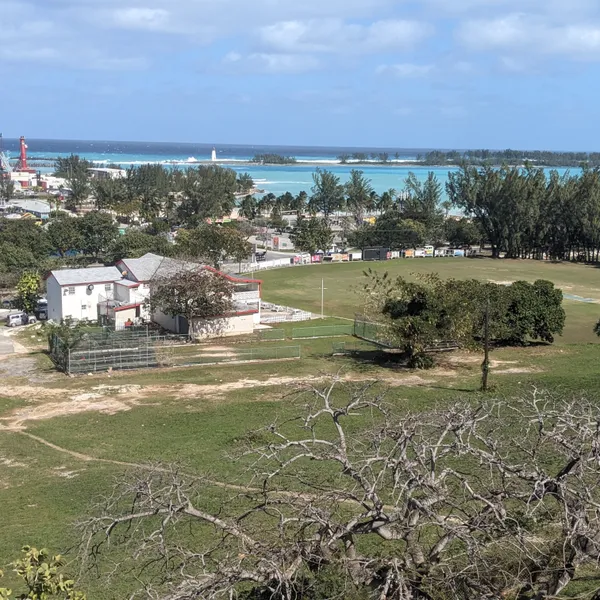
[481,296,490,392]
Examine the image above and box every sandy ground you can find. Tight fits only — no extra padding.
[0,364,462,431]
[0,343,542,431]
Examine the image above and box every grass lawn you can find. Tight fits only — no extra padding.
[259,258,600,344]
[2,257,600,596]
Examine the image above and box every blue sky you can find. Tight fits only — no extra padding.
[3,0,600,150]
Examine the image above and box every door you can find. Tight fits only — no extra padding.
[177,316,189,335]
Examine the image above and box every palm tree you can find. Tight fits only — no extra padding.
[377,188,396,215]
[239,195,258,221]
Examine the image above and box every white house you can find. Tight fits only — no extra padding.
[47,253,263,338]
[46,267,122,322]
[116,253,263,338]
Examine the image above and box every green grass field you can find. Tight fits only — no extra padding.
[2,257,600,597]
[259,258,600,344]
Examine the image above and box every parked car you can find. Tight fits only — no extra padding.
[5,312,29,327]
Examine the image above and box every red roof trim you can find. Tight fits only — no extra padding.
[202,265,263,285]
[114,303,143,312]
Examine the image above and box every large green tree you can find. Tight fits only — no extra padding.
[309,168,345,223]
[77,211,119,259]
[345,169,374,225]
[178,165,237,226]
[147,268,235,338]
[15,271,42,314]
[0,219,50,259]
[55,155,93,210]
[47,215,83,257]
[106,230,172,263]
[291,216,333,254]
[0,176,14,204]
[178,224,251,269]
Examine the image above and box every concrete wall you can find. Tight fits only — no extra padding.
[47,276,114,322]
[190,314,255,341]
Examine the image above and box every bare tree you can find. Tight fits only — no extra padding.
[79,380,600,599]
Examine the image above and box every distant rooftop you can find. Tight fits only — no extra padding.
[9,200,51,214]
[51,266,122,286]
[119,253,201,282]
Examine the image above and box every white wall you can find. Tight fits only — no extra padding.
[46,276,63,322]
[114,283,151,319]
[115,307,137,328]
[190,314,255,341]
[56,281,115,322]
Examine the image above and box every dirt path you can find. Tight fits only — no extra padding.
[10,431,377,506]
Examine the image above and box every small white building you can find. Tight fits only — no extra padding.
[46,253,263,339]
[46,267,123,322]
[116,253,263,338]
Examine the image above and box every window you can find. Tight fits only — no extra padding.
[81,304,87,310]
[68,286,75,295]
[105,284,112,292]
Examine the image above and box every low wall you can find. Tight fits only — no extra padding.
[190,313,255,340]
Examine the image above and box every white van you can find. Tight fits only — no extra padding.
[6,312,28,327]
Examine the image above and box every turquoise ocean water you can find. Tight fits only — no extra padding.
[0,138,575,197]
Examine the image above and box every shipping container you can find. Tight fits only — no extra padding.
[363,247,390,261]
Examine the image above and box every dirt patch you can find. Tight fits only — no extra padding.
[194,345,236,352]
[494,367,540,374]
[1,398,136,430]
[0,355,54,382]
[0,367,461,428]
[0,456,27,468]
[174,376,320,400]
[53,466,80,479]
[488,279,514,286]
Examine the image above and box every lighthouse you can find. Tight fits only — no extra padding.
[211,147,217,162]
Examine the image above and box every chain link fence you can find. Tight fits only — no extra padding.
[51,328,301,374]
[291,324,354,339]
[257,329,287,341]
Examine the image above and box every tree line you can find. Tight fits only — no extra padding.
[54,155,255,222]
[250,153,297,165]
[420,148,600,167]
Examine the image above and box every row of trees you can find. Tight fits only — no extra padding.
[421,148,600,167]
[362,270,565,367]
[448,165,600,260]
[250,153,296,164]
[54,156,255,225]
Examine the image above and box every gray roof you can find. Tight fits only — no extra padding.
[9,200,51,214]
[118,253,166,282]
[51,266,122,286]
[119,253,201,282]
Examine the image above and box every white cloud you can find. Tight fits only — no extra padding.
[223,52,320,74]
[376,63,434,77]
[258,19,433,55]
[457,14,600,59]
[111,8,171,31]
